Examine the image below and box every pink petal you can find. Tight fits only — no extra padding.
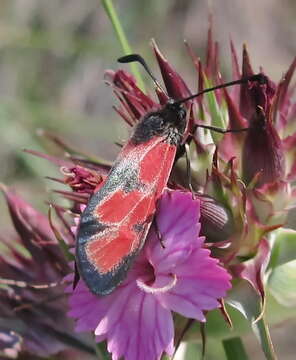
[156,190,201,241]
[147,190,203,273]
[157,248,232,321]
[95,283,174,360]
[146,229,194,275]
[68,280,110,332]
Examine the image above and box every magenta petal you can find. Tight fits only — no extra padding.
[95,283,174,360]
[157,248,232,321]
[146,229,194,275]
[156,190,201,242]
[95,284,136,336]
[68,280,110,332]
[147,190,203,273]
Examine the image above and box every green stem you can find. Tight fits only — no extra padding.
[252,317,277,360]
[95,340,111,360]
[101,0,145,90]
[223,337,249,360]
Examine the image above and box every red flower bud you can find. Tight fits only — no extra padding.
[242,108,285,187]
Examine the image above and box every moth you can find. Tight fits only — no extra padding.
[76,54,264,295]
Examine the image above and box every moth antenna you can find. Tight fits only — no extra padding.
[194,123,249,134]
[174,73,268,105]
[118,54,167,94]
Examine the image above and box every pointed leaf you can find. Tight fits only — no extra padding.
[203,76,227,144]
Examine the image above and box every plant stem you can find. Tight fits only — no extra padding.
[223,337,249,360]
[252,316,277,360]
[101,0,145,90]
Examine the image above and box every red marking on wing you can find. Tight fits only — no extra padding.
[98,190,142,223]
[87,227,138,273]
[139,141,176,184]
[129,195,155,225]
[86,137,177,274]
[88,195,154,273]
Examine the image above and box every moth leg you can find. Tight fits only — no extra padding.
[153,218,165,249]
[184,142,194,197]
[73,261,80,290]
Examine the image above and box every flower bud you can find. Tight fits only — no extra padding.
[242,109,285,187]
[199,196,235,243]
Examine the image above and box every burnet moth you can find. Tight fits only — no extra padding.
[76,54,265,295]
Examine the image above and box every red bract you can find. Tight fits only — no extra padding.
[1,185,69,279]
[108,69,157,122]
[237,47,285,187]
[62,166,105,194]
[0,187,93,358]
[153,40,191,101]
[242,108,285,186]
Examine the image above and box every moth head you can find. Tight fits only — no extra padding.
[163,99,187,130]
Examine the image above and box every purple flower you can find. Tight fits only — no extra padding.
[67,190,231,360]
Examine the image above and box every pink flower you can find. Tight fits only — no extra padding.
[67,190,231,360]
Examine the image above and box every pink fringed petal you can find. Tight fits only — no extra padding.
[156,248,232,321]
[94,283,173,360]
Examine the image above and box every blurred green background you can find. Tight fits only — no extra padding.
[0,0,295,359]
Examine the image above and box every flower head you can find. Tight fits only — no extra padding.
[67,190,231,360]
